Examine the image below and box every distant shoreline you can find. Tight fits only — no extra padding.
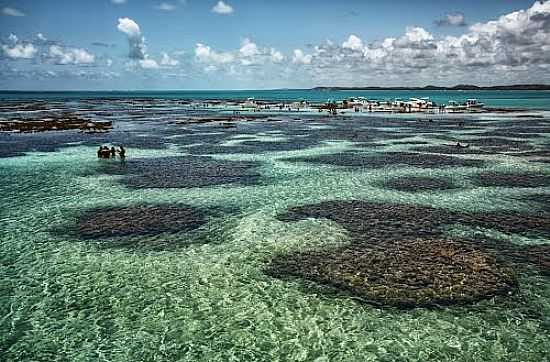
[312,84,550,91]
[1,84,550,93]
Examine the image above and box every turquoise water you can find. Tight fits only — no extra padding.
[1,99,550,361]
[1,90,550,109]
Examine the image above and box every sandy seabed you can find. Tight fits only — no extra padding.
[1,99,550,361]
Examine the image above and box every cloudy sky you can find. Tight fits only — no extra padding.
[1,0,549,90]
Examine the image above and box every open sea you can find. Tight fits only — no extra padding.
[1,94,549,361]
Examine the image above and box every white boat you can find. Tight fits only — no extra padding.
[391,98,408,112]
[241,97,258,109]
[464,98,484,109]
[409,97,435,111]
[446,101,467,113]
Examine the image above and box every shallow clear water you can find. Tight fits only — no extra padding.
[1,100,549,361]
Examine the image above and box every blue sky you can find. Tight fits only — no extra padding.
[1,0,549,90]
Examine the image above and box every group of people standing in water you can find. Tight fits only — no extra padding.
[97,145,125,159]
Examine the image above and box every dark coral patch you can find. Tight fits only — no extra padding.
[383,176,458,192]
[267,239,517,308]
[277,200,454,241]
[467,211,550,238]
[278,200,550,245]
[391,140,430,145]
[462,137,533,152]
[271,200,550,305]
[474,172,550,188]
[78,204,208,239]
[95,156,261,188]
[410,145,491,155]
[282,152,485,168]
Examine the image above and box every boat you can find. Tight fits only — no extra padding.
[409,97,436,112]
[464,98,485,109]
[445,101,467,113]
[241,97,258,109]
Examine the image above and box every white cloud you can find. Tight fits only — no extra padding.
[117,17,147,59]
[139,58,159,69]
[289,1,550,86]
[156,2,177,11]
[111,0,127,4]
[212,1,233,15]
[117,17,141,38]
[292,49,312,64]
[160,52,179,66]
[37,33,47,41]
[342,34,364,51]
[2,43,37,59]
[8,34,18,43]
[2,7,25,17]
[195,39,285,68]
[195,43,234,63]
[270,48,284,63]
[239,38,260,57]
[48,45,95,65]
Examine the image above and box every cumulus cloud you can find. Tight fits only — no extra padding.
[436,13,467,27]
[47,45,95,65]
[195,39,285,68]
[292,49,312,64]
[239,38,260,57]
[195,43,235,64]
[139,58,159,69]
[212,1,233,15]
[160,52,179,66]
[117,17,147,59]
[342,34,364,52]
[270,48,284,63]
[2,43,37,59]
[290,1,550,85]
[2,7,25,17]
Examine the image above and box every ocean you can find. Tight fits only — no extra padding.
[1,95,549,361]
[1,89,550,109]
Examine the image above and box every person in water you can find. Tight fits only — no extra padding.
[118,145,126,158]
[97,146,102,158]
[110,147,116,157]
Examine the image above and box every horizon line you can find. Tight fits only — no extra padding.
[1,83,550,93]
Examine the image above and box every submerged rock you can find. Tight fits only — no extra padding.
[382,176,459,192]
[78,204,208,239]
[267,239,517,308]
[474,172,550,188]
[0,118,112,133]
[282,152,485,168]
[278,200,550,240]
[94,155,262,188]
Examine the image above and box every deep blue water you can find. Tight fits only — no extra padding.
[1,90,550,109]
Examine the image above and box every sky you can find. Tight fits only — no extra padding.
[1,0,549,90]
